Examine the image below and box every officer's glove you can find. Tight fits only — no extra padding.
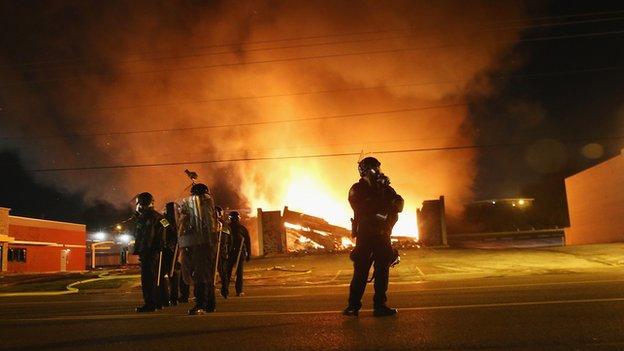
[392,196,404,213]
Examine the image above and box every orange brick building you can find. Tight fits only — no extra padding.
[565,150,624,245]
[0,207,86,273]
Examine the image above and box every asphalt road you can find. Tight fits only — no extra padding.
[3,272,624,350]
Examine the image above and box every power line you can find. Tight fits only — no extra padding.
[2,28,624,89]
[55,65,624,113]
[2,64,619,117]
[23,134,624,173]
[485,8,624,24]
[0,102,467,140]
[15,14,624,73]
[1,65,621,141]
[9,8,624,70]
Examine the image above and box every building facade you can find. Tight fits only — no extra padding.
[565,150,624,245]
[0,207,86,273]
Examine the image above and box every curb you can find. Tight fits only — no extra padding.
[0,274,140,297]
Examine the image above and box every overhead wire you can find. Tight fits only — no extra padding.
[0,64,619,117]
[0,102,467,140]
[0,64,621,141]
[3,9,624,174]
[12,14,624,73]
[22,134,624,173]
[2,28,624,88]
[7,8,624,69]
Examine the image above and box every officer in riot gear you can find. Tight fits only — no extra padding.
[158,202,186,306]
[178,183,219,315]
[343,157,404,317]
[133,192,168,313]
[215,206,232,298]
[224,211,251,297]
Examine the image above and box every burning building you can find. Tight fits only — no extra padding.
[257,206,354,255]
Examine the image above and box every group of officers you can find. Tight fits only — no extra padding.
[130,156,403,317]
[132,183,251,315]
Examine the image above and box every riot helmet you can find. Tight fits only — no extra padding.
[135,192,154,213]
[358,156,381,178]
[228,211,241,222]
[190,183,209,196]
[215,206,224,219]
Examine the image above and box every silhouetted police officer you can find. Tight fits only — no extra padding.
[133,192,168,313]
[224,211,251,297]
[343,157,404,317]
[158,202,183,307]
[178,183,219,315]
[215,206,232,298]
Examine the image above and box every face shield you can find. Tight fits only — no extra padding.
[135,203,151,213]
[215,207,224,219]
[135,200,154,213]
[369,166,381,177]
[367,167,390,186]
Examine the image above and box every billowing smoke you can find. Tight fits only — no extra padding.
[0,1,526,235]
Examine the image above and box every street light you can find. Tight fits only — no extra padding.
[92,231,107,241]
[118,234,132,244]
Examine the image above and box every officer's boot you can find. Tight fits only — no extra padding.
[342,305,359,317]
[373,305,397,317]
[135,305,157,313]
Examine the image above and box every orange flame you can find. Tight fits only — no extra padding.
[246,163,419,239]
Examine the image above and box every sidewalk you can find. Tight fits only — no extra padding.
[2,242,624,295]
[245,242,624,285]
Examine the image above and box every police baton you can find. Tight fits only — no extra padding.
[230,239,245,282]
[169,243,179,277]
[157,218,171,287]
[213,230,222,286]
[156,250,163,287]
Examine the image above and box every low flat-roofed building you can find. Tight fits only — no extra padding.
[565,150,624,245]
[0,207,86,273]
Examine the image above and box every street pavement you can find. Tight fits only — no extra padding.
[5,244,624,295]
[3,270,624,350]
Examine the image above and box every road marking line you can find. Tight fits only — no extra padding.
[4,276,623,303]
[3,277,624,305]
[258,277,624,290]
[0,294,304,306]
[7,296,624,322]
[392,278,624,292]
[7,314,172,322]
[232,294,304,299]
[413,265,425,277]
[332,270,342,281]
[0,274,141,297]
[172,296,624,317]
[305,270,343,285]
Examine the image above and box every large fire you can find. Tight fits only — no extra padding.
[0,2,525,237]
[244,162,419,239]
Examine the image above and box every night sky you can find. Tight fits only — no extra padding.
[469,1,624,196]
[1,0,623,231]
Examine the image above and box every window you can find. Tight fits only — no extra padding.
[8,248,26,263]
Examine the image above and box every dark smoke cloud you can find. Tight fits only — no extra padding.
[0,1,527,233]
